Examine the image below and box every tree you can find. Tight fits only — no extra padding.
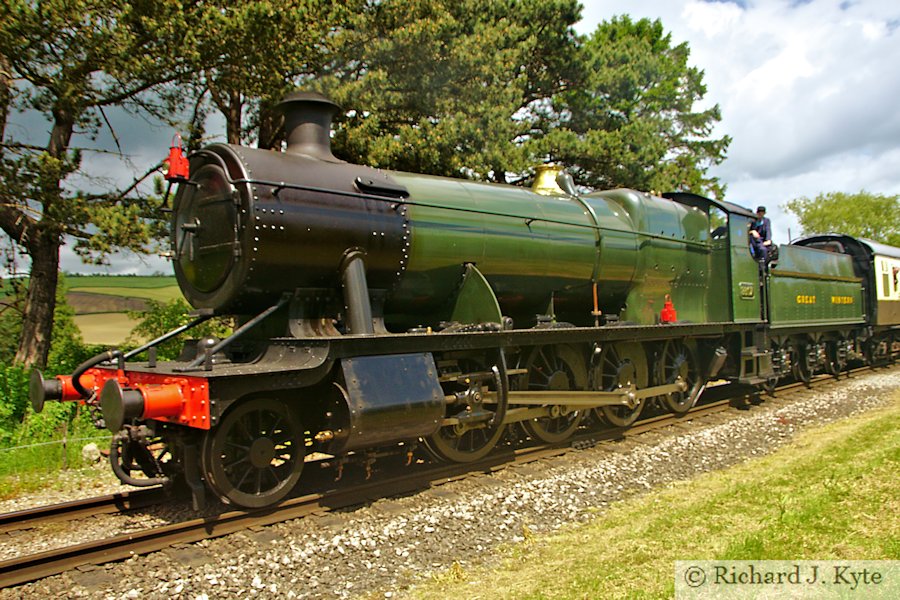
[320,0,583,182]
[128,298,232,361]
[0,1,209,367]
[186,1,351,150]
[784,191,900,246]
[539,16,730,197]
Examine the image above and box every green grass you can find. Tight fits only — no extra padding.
[65,275,176,289]
[408,394,900,599]
[0,405,111,499]
[0,435,113,499]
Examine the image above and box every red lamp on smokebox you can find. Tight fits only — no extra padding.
[165,133,190,182]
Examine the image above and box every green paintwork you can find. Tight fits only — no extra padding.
[706,216,731,323]
[729,215,762,322]
[450,264,503,325]
[387,173,598,328]
[381,173,713,329]
[588,190,711,325]
[768,245,865,328]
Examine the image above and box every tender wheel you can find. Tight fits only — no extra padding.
[865,335,891,366]
[519,345,587,443]
[202,398,306,508]
[657,339,703,414]
[791,342,812,385]
[594,342,648,427]
[424,353,508,462]
[824,339,846,377]
[764,342,786,396]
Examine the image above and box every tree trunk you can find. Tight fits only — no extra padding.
[15,233,61,368]
[15,98,73,369]
[256,100,282,150]
[0,54,10,142]
[226,90,242,145]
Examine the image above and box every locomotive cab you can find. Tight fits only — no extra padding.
[663,193,764,324]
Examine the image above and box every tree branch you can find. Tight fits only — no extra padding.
[97,105,123,155]
[0,204,35,249]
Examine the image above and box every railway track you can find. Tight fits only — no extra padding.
[0,488,167,536]
[0,364,893,589]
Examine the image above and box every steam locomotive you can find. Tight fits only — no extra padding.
[30,92,900,509]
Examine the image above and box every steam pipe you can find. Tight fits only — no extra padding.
[340,249,375,335]
[72,349,122,398]
[123,312,214,360]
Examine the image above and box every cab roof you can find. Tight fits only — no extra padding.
[662,192,756,219]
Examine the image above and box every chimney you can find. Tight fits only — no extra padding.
[276,91,341,161]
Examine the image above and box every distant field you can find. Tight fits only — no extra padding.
[74,313,142,346]
[1,275,178,294]
[66,275,177,289]
[1,275,183,344]
[69,285,182,302]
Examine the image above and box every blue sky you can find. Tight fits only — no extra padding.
[8,0,900,274]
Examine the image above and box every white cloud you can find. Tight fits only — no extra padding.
[681,0,743,38]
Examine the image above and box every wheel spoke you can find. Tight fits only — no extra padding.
[659,340,701,414]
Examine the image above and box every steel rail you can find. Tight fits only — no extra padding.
[0,487,166,535]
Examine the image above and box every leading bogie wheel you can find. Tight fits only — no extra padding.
[202,397,306,508]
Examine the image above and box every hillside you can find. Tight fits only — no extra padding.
[64,275,182,345]
[73,277,181,345]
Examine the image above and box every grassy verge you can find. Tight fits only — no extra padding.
[0,406,110,499]
[0,436,112,499]
[410,393,900,599]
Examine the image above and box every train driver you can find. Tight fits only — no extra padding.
[750,205,773,261]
